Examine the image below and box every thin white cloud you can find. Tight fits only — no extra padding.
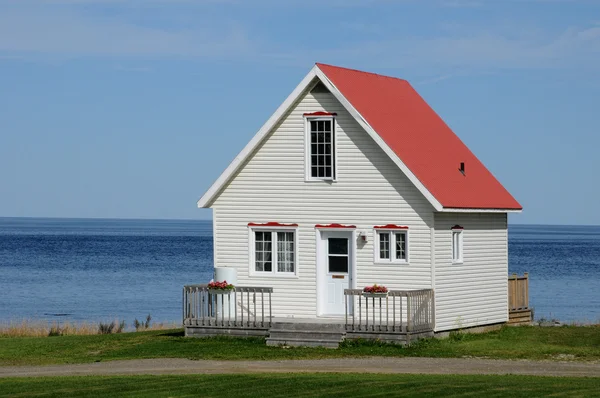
[0,0,598,75]
[415,74,455,85]
[113,64,153,72]
[0,6,257,58]
[440,0,482,7]
[298,25,600,72]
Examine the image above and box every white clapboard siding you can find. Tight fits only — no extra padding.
[212,87,434,318]
[434,213,508,331]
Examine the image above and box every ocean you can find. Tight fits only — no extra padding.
[0,218,598,324]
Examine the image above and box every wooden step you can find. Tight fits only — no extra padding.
[266,336,342,349]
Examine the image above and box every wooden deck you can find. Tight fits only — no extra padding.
[183,285,435,347]
[183,274,532,347]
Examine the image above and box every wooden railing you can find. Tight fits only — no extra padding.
[183,284,273,329]
[344,289,434,333]
[508,273,529,311]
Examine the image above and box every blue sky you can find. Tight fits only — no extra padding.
[0,0,599,225]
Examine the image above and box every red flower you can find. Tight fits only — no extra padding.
[363,284,388,293]
[208,280,234,290]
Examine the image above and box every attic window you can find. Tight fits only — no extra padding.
[305,116,336,181]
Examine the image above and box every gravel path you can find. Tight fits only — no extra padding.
[1,358,599,378]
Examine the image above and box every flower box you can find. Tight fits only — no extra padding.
[362,284,388,295]
[362,292,388,298]
[207,280,234,293]
[208,289,233,295]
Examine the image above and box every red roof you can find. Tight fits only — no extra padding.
[317,63,522,210]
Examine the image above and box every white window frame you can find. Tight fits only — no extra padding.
[248,226,299,278]
[304,116,337,182]
[451,228,464,264]
[374,229,409,264]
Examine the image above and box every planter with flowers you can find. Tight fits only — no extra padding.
[362,284,388,298]
[208,280,235,295]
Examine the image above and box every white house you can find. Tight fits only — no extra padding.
[196,63,522,333]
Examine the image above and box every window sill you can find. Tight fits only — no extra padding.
[452,260,464,265]
[305,178,337,183]
[249,273,299,279]
[374,260,410,265]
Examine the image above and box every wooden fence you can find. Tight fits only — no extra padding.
[183,284,273,329]
[508,273,529,311]
[344,289,434,333]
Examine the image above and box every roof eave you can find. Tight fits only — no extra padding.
[439,207,523,213]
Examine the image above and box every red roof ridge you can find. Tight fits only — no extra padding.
[316,63,408,84]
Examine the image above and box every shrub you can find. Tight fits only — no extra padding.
[48,325,62,337]
[98,321,116,334]
[134,314,152,331]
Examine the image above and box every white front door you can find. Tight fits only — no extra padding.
[320,231,353,316]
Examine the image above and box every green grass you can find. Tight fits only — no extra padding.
[1,325,599,366]
[1,374,599,397]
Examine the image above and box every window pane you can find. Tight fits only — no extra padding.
[328,256,348,273]
[308,119,334,180]
[255,253,263,271]
[452,232,456,257]
[318,155,325,167]
[328,238,348,255]
[452,231,462,261]
[255,231,272,272]
[379,233,390,259]
[452,232,455,259]
[277,232,295,273]
[395,233,406,260]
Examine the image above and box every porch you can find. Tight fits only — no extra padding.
[183,284,435,347]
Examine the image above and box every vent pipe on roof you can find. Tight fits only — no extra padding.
[459,162,465,176]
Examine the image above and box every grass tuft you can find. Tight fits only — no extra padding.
[1,324,599,366]
[0,318,175,338]
[0,320,100,338]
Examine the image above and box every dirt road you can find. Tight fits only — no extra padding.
[1,357,599,378]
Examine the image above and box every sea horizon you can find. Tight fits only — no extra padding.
[1,216,599,229]
[1,217,598,324]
